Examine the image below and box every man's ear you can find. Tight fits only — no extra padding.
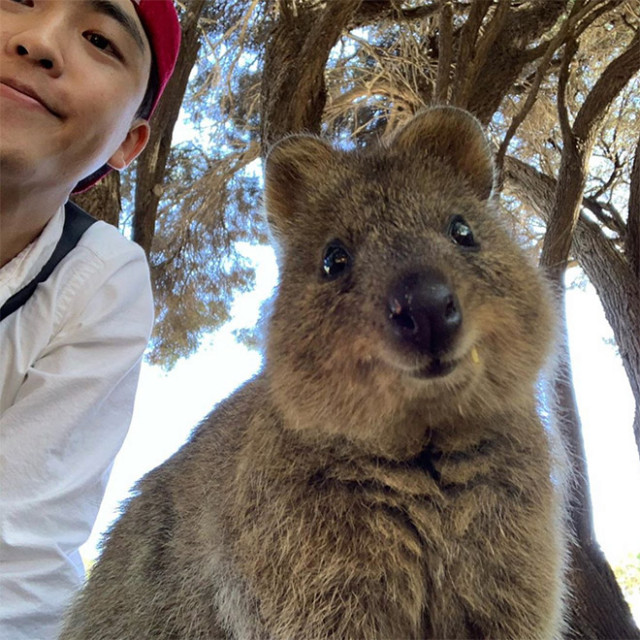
[107,120,151,171]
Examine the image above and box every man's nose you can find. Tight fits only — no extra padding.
[10,23,65,76]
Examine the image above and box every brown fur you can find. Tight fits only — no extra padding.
[61,107,566,639]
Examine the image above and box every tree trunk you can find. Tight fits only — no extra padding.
[627,135,640,452]
[532,28,640,634]
[507,155,640,639]
[462,0,568,124]
[132,0,207,256]
[551,299,639,639]
[572,215,640,463]
[260,0,363,151]
[71,170,121,228]
[567,541,640,639]
[505,156,640,461]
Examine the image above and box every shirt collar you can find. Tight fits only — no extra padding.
[0,206,65,308]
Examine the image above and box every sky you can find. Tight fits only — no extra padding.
[80,242,640,619]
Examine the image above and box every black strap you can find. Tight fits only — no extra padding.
[0,202,97,321]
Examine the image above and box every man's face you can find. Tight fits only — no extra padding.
[0,0,152,192]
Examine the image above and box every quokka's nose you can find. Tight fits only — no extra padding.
[387,268,462,356]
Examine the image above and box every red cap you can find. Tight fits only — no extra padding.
[133,0,182,115]
[73,0,181,193]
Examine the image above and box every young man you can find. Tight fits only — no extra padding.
[0,1,181,638]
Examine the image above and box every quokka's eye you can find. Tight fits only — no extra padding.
[448,215,479,249]
[322,241,352,280]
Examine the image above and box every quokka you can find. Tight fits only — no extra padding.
[61,106,566,639]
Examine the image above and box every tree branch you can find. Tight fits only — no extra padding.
[571,0,627,40]
[302,0,363,70]
[260,0,363,149]
[581,199,624,236]
[504,154,640,463]
[451,0,491,105]
[505,0,570,42]
[573,28,640,142]
[557,37,578,145]
[435,0,453,103]
[456,0,511,109]
[351,0,439,28]
[628,134,640,279]
[133,0,207,256]
[589,153,622,201]
[539,27,640,280]
[465,0,569,123]
[495,33,576,177]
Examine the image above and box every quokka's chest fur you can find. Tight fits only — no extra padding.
[215,399,561,640]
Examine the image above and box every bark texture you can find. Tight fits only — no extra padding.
[567,541,640,639]
[260,0,363,150]
[505,155,640,462]
[132,0,207,256]
[71,171,121,227]
[506,155,640,638]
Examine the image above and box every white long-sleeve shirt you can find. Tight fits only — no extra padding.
[0,205,154,640]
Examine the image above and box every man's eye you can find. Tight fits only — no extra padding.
[85,32,119,57]
[8,0,35,6]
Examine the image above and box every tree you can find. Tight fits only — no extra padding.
[74,0,640,634]
[614,553,640,610]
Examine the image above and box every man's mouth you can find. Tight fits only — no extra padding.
[0,78,62,118]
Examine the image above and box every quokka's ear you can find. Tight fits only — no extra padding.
[265,135,336,230]
[390,106,495,200]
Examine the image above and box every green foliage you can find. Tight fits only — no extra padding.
[147,142,262,368]
[613,553,640,621]
[136,1,268,368]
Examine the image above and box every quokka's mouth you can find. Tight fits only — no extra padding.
[411,357,459,379]
[410,345,481,379]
